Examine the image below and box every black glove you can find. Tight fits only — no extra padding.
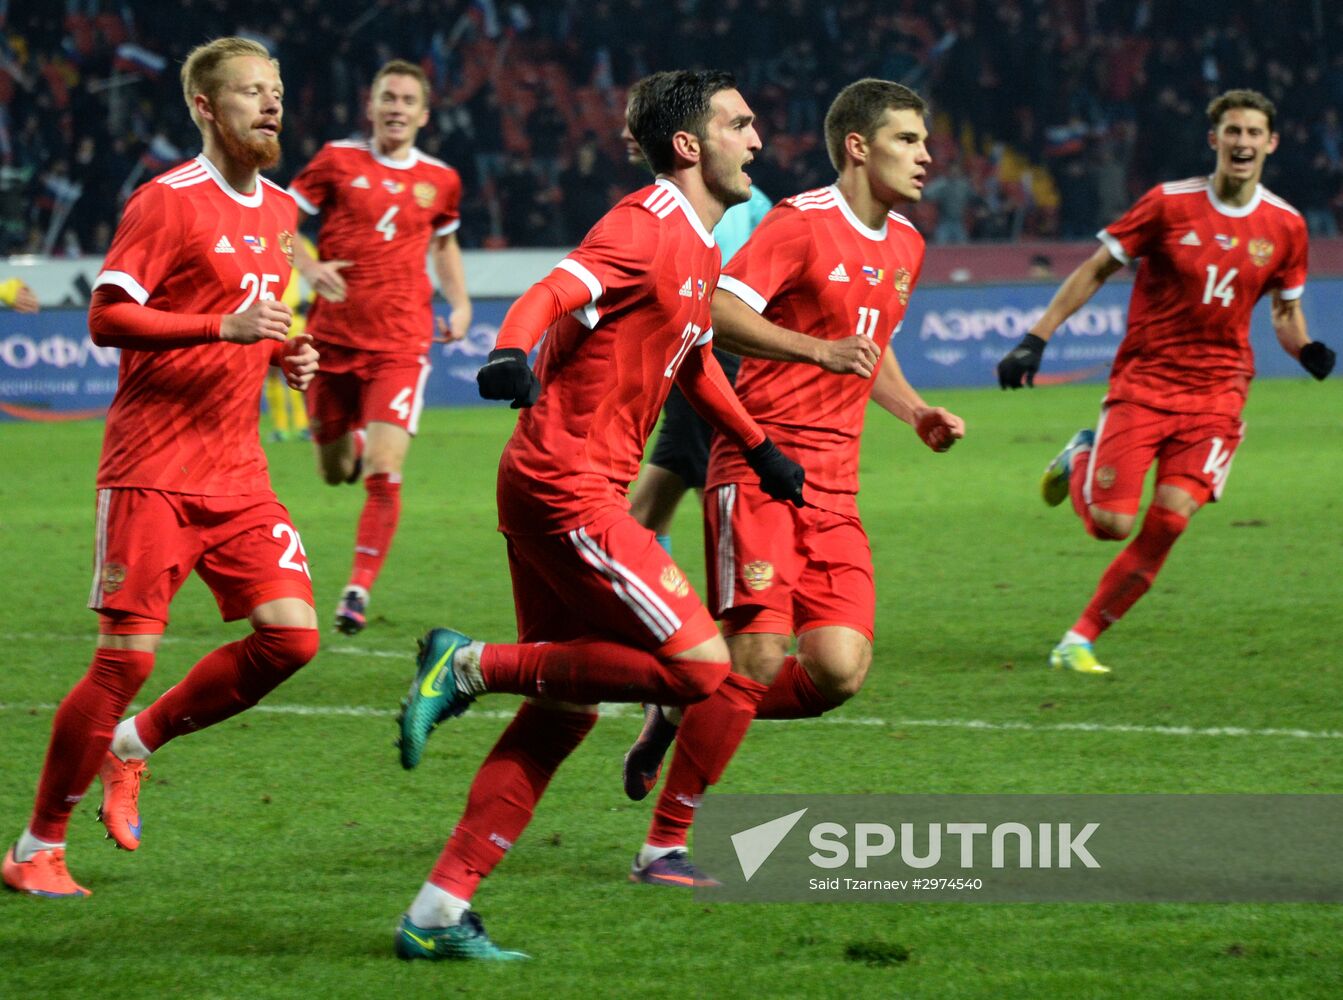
[1299,341,1335,381]
[477,348,540,408]
[997,333,1047,389]
[745,438,805,507]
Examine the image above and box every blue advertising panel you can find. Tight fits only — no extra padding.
[3,282,1337,420]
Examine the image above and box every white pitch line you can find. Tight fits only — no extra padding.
[0,700,1340,740]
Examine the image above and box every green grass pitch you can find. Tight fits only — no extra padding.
[2,380,1341,998]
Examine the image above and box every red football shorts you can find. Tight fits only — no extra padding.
[503,510,719,656]
[88,488,315,624]
[1084,401,1245,515]
[305,343,430,445]
[705,482,875,641]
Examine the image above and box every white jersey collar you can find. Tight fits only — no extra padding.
[196,154,263,207]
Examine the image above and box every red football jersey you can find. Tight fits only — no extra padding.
[708,186,926,502]
[92,156,297,496]
[289,140,462,355]
[1101,178,1308,416]
[497,179,721,534]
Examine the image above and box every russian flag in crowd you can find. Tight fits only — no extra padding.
[114,43,166,78]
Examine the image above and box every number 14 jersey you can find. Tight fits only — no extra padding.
[1100,178,1307,416]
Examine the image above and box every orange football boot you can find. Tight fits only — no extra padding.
[98,752,148,851]
[3,846,91,898]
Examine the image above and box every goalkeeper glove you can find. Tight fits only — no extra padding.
[1299,341,1335,381]
[477,348,540,408]
[997,333,1047,389]
[745,438,805,507]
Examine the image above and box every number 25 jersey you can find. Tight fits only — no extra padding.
[92,155,297,496]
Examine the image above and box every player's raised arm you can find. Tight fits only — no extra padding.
[89,284,290,349]
[1270,290,1335,380]
[477,266,593,408]
[712,286,880,376]
[997,244,1126,389]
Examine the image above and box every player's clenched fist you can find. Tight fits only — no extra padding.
[819,335,882,377]
[745,438,806,507]
[281,333,320,391]
[913,405,965,453]
[477,347,541,408]
[221,299,292,343]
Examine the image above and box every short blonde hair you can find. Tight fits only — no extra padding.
[181,37,278,129]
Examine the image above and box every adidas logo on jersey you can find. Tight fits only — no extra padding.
[679,277,694,298]
[1179,231,1201,247]
[829,263,850,282]
[214,235,235,254]
[351,175,371,189]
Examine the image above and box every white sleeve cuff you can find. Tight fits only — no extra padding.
[1097,229,1131,266]
[1279,284,1304,301]
[716,274,767,314]
[434,219,461,236]
[93,270,150,305]
[288,187,320,216]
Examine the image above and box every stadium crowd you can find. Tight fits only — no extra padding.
[4,0,1343,255]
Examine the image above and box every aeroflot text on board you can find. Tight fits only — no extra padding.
[918,305,1126,342]
[0,335,120,370]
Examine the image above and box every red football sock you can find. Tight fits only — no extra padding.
[480,641,729,705]
[754,656,836,720]
[349,473,401,592]
[1068,448,1104,536]
[29,648,155,843]
[430,702,596,900]
[647,672,769,847]
[134,626,318,750]
[1074,505,1189,640]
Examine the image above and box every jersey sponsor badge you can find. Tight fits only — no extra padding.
[893,267,912,305]
[351,175,371,189]
[1179,230,1201,247]
[242,234,268,253]
[828,263,850,282]
[1247,238,1274,267]
[862,265,885,286]
[660,564,690,598]
[382,179,405,194]
[742,560,775,592]
[1214,234,1238,251]
[697,278,707,300]
[413,181,437,208]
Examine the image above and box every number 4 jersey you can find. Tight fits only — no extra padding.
[1100,177,1307,416]
[288,140,462,356]
[92,155,298,496]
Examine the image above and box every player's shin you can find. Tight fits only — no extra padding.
[1075,505,1189,639]
[644,672,768,851]
[429,702,596,903]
